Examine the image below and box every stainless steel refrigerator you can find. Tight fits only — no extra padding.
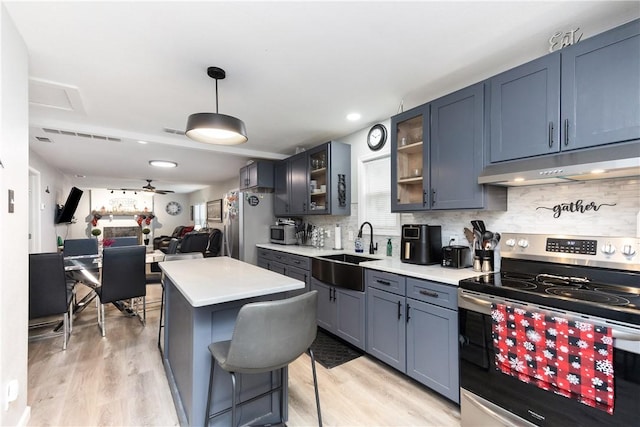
[223,191,274,265]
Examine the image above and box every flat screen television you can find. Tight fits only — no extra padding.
[55,187,83,224]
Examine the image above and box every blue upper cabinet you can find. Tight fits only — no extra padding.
[561,19,640,150]
[490,19,639,163]
[490,53,561,162]
[431,82,487,209]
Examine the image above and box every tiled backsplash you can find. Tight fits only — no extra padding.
[307,178,639,256]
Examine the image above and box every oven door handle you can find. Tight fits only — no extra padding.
[462,389,537,426]
[458,291,492,315]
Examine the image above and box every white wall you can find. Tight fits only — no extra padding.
[29,149,67,252]
[0,4,30,425]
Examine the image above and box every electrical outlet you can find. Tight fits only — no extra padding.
[348,230,354,241]
[326,229,331,238]
[449,235,458,245]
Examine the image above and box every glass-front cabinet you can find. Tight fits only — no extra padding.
[308,145,328,214]
[391,105,429,211]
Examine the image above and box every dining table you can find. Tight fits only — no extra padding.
[62,247,165,317]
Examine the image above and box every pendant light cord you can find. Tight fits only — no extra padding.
[215,78,219,113]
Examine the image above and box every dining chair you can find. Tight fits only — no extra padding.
[95,245,146,337]
[204,228,223,257]
[62,238,98,257]
[204,290,322,427]
[179,232,209,255]
[110,236,139,247]
[166,238,180,254]
[29,252,74,350]
[157,252,204,352]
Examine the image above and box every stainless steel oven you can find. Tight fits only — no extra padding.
[458,233,640,426]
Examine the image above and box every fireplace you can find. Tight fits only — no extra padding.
[103,226,142,244]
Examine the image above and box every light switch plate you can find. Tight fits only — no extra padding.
[8,189,14,213]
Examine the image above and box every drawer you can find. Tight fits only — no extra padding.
[406,278,457,310]
[271,251,289,264]
[257,248,277,261]
[366,269,406,296]
[287,253,310,270]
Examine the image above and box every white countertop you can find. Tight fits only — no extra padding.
[257,243,481,285]
[159,256,304,307]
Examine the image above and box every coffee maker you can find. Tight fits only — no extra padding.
[400,224,442,265]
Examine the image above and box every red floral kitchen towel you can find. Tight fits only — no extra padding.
[491,303,614,414]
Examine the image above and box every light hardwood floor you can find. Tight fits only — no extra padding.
[28,285,461,426]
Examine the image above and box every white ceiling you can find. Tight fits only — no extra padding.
[5,1,639,193]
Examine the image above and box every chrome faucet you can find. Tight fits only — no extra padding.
[358,221,377,254]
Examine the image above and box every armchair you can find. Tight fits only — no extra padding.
[153,225,194,252]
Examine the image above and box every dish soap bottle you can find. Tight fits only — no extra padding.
[355,235,364,253]
[386,238,392,256]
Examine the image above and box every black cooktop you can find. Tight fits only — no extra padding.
[459,259,640,325]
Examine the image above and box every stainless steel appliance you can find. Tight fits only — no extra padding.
[400,224,442,265]
[442,245,471,268]
[223,191,274,265]
[458,233,640,426]
[269,224,297,245]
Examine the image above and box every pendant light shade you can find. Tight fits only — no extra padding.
[186,67,248,145]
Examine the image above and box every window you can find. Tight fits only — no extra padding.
[192,203,206,229]
[358,152,399,236]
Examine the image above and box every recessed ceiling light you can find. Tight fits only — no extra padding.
[75,174,86,178]
[346,113,361,121]
[149,160,177,168]
[137,140,148,145]
[514,177,525,182]
[591,169,606,174]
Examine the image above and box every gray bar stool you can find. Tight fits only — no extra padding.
[204,290,322,426]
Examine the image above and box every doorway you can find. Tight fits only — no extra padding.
[28,167,41,253]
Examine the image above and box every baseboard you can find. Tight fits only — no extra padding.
[17,406,31,427]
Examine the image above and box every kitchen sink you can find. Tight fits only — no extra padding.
[311,253,378,292]
[317,253,378,264]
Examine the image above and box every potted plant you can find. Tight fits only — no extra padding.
[91,228,102,238]
[142,227,151,245]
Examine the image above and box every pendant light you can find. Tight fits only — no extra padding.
[186,66,248,145]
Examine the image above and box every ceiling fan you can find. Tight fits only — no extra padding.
[112,179,175,195]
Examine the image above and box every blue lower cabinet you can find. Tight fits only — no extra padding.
[311,278,366,350]
[365,269,460,404]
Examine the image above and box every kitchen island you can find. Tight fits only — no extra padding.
[160,256,305,427]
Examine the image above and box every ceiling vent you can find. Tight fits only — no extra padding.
[35,136,53,143]
[29,78,85,113]
[42,127,121,142]
[163,127,186,136]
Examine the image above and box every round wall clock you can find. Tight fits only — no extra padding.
[367,124,387,151]
[165,201,182,216]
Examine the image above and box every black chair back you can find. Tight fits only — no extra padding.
[110,236,139,247]
[206,229,223,257]
[99,246,146,304]
[29,253,70,319]
[180,232,209,254]
[63,238,98,256]
[166,238,179,254]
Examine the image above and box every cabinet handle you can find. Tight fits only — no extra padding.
[406,304,411,323]
[431,189,436,206]
[419,290,439,298]
[564,119,569,146]
[548,122,554,148]
[422,189,428,206]
[293,260,301,264]
[332,288,336,301]
[397,301,402,320]
[376,279,391,286]
[303,202,306,212]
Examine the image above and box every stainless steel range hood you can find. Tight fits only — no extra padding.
[478,142,640,186]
